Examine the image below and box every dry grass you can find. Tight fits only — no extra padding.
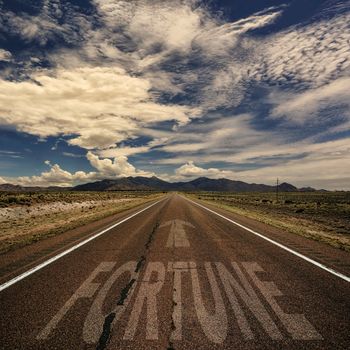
[0,191,163,254]
[186,191,350,252]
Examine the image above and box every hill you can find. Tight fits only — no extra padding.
[73,176,300,192]
[0,176,309,192]
[0,183,71,192]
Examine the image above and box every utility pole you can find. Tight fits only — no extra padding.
[276,177,279,203]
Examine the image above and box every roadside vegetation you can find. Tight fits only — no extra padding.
[187,191,350,252]
[0,191,163,254]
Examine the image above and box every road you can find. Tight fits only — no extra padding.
[0,193,349,349]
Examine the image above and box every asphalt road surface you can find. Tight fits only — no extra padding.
[0,194,349,349]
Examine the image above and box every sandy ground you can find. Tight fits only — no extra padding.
[0,198,132,223]
[191,196,350,252]
[0,196,158,253]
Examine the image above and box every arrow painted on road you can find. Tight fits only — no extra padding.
[159,219,195,248]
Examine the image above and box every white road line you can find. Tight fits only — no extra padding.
[0,198,166,292]
[183,196,350,283]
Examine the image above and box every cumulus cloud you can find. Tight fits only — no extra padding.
[86,151,153,177]
[174,161,235,180]
[6,151,154,187]
[0,66,199,149]
[15,164,97,187]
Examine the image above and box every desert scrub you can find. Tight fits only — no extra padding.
[185,191,350,252]
[0,191,163,254]
[0,190,158,207]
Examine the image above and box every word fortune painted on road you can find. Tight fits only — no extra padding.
[37,260,321,344]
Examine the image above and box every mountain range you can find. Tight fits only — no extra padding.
[0,176,317,192]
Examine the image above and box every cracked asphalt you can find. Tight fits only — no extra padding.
[0,193,349,349]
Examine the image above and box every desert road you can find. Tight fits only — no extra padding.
[0,194,349,349]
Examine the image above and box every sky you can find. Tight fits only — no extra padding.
[0,0,349,189]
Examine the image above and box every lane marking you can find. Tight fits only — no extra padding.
[183,196,350,283]
[0,198,166,292]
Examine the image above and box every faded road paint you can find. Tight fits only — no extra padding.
[190,261,228,344]
[37,262,116,340]
[160,219,194,247]
[83,261,139,344]
[124,262,166,340]
[37,260,321,345]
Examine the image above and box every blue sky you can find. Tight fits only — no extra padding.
[0,0,349,189]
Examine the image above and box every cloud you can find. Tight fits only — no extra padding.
[174,161,235,180]
[195,5,350,112]
[128,1,203,53]
[6,151,154,187]
[0,1,94,50]
[158,114,266,158]
[97,146,150,158]
[62,152,84,158]
[194,7,283,59]
[15,164,97,187]
[86,151,154,177]
[1,7,65,46]
[89,1,284,112]
[94,0,205,53]
[0,66,199,149]
[0,176,6,184]
[254,10,350,89]
[233,144,350,190]
[0,150,23,159]
[0,49,12,62]
[270,77,350,124]
[156,118,350,167]
[170,136,350,190]
[1,1,349,190]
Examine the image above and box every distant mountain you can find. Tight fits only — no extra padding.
[299,186,316,192]
[0,177,313,192]
[0,184,24,192]
[278,182,298,192]
[72,176,302,192]
[0,183,71,192]
[73,176,171,191]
